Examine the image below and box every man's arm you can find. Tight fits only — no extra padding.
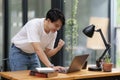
[31,42,52,67]
[44,39,65,57]
[31,41,66,72]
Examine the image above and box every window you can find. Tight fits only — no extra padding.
[63,0,109,66]
[116,0,120,26]
[9,0,22,39]
[115,0,120,67]
[28,0,51,20]
[0,0,3,66]
[116,28,120,67]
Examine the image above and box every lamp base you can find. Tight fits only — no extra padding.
[88,66,102,71]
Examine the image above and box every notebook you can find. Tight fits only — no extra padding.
[63,54,89,73]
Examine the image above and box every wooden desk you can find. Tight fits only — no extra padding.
[0,68,120,80]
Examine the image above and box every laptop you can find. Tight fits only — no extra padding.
[63,54,89,73]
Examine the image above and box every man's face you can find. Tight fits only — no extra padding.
[48,19,62,33]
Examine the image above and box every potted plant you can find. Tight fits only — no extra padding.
[102,54,112,72]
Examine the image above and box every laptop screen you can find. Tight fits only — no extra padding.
[67,54,89,73]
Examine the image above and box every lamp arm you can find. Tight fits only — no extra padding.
[95,29,111,67]
[96,29,108,47]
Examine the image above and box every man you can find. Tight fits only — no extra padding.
[9,8,65,72]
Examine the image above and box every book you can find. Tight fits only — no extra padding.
[35,67,55,73]
[29,70,58,78]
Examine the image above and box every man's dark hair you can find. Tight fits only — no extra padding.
[46,8,65,26]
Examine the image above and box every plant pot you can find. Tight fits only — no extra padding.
[102,63,113,72]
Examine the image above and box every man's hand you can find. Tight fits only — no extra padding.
[52,66,66,73]
[57,39,65,50]
[44,39,65,57]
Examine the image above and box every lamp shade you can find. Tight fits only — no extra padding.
[84,17,108,50]
[83,24,95,38]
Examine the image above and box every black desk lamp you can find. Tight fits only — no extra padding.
[83,24,111,71]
